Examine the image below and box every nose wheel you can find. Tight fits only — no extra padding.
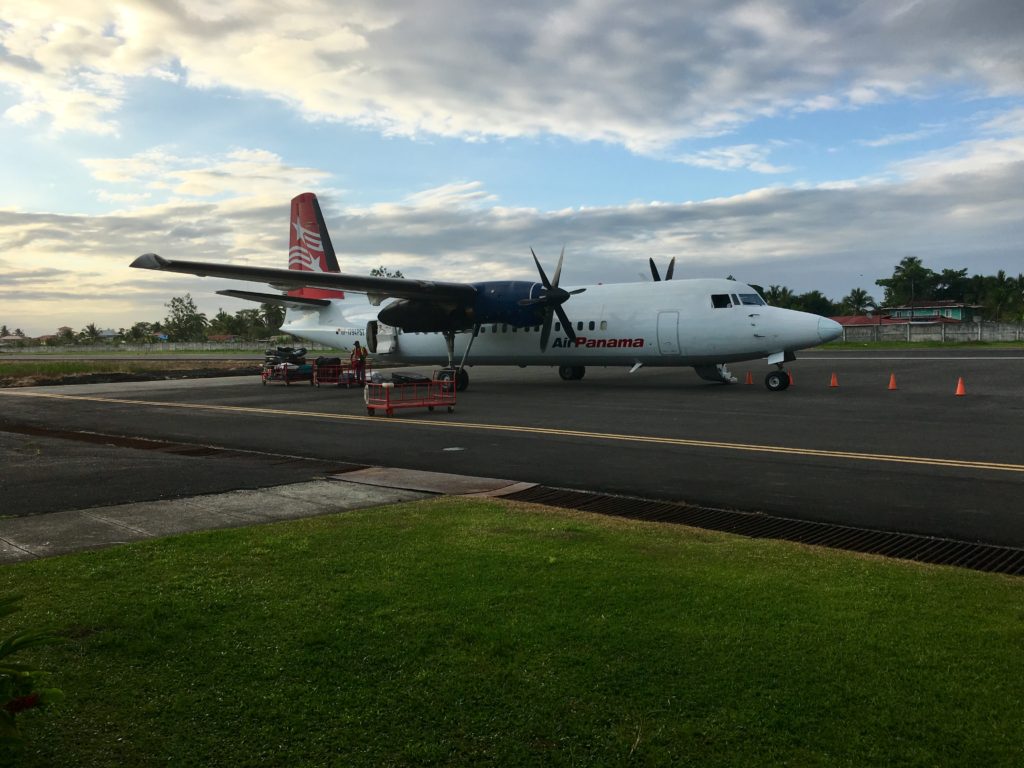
[765,370,790,391]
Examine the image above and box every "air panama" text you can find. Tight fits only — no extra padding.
[551,337,645,348]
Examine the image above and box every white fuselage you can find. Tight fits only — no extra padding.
[282,278,840,369]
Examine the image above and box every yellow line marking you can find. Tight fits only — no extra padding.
[3,388,1023,474]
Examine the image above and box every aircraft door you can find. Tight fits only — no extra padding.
[657,311,681,355]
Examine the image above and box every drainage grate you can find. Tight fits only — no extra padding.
[504,485,1024,576]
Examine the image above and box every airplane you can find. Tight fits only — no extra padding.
[131,192,843,392]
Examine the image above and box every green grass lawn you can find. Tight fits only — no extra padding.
[3,499,1022,767]
[822,340,1024,350]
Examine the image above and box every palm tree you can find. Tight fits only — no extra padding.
[841,288,876,315]
[763,285,796,308]
[78,323,102,344]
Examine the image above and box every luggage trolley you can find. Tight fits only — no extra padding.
[364,377,456,417]
[312,362,371,388]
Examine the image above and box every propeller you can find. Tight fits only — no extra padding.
[649,257,676,281]
[518,247,586,351]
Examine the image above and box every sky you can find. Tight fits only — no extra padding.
[1,0,1022,336]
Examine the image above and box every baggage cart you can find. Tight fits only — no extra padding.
[312,362,370,388]
[364,379,456,416]
[261,363,312,385]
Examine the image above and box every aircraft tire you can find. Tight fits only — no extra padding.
[456,368,469,392]
[765,370,790,391]
[559,365,586,381]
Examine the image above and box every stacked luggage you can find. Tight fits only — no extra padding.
[262,346,313,384]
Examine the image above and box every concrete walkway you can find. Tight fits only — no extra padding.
[0,468,536,564]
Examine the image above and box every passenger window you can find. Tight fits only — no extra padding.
[491,324,497,332]
[512,326,517,333]
[600,321,607,330]
[711,294,732,308]
[502,324,508,333]
[588,321,595,331]
[555,322,561,331]
[576,321,583,331]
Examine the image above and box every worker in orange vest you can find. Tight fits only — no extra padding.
[350,340,368,384]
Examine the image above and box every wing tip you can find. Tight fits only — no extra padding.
[131,253,168,270]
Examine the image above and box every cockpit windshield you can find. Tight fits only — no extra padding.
[738,293,765,306]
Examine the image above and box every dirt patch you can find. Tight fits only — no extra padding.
[0,364,261,388]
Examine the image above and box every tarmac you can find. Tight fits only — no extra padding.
[0,467,536,564]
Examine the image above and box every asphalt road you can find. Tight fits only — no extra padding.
[2,348,1023,546]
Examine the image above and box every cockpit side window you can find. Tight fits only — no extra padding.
[711,294,732,308]
[738,293,765,306]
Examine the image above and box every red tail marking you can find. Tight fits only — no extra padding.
[288,192,345,300]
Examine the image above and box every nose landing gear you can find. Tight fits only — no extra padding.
[765,369,790,391]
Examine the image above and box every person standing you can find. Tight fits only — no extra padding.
[350,340,368,384]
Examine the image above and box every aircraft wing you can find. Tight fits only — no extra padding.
[215,289,332,308]
[131,253,478,305]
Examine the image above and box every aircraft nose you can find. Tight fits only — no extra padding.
[818,317,843,343]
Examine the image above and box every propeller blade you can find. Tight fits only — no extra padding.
[530,248,552,290]
[554,304,575,343]
[568,288,587,296]
[666,257,676,280]
[539,309,554,352]
[518,297,544,307]
[649,257,661,282]
[552,246,565,287]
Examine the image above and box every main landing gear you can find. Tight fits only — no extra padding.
[764,369,791,392]
[440,328,476,392]
[436,366,470,392]
[559,365,586,381]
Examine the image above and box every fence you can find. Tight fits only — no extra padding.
[839,322,1024,343]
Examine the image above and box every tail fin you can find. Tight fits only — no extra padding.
[288,192,345,300]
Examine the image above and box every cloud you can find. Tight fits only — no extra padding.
[673,144,792,173]
[3,124,1023,335]
[2,1,1023,149]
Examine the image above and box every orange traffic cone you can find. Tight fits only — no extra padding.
[745,370,753,385]
[829,372,839,388]
[955,377,966,396]
[888,373,898,390]
[788,371,795,386]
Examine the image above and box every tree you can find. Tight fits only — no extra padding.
[763,285,797,309]
[840,288,876,315]
[78,323,102,344]
[793,290,839,317]
[55,327,76,345]
[123,322,158,343]
[875,256,937,306]
[370,266,404,278]
[934,268,969,301]
[259,303,285,334]
[0,325,7,337]
[163,294,208,341]
[979,270,1019,322]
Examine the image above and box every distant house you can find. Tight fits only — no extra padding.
[208,334,240,342]
[879,300,983,322]
[830,314,962,327]
[0,335,24,347]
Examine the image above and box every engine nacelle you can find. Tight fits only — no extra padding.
[378,300,474,332]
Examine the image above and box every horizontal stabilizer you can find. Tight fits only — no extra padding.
[216,289,331,308]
